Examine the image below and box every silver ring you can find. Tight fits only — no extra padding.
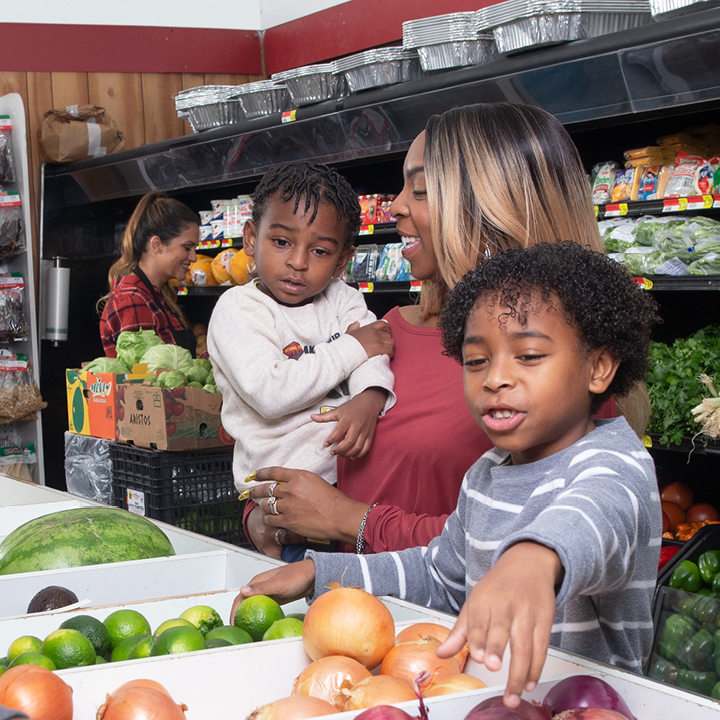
[268,482,278,498]
[268,496,279,515]
[275,528,283,546]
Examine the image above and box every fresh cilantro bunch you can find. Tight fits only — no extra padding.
[646,326,720,446]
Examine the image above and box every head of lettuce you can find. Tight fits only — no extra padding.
[115,329,164,371]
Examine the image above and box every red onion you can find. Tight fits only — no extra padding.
[354,707,415,720]
[541,677,636,720]
[463,709,528,720]
[464,696,551,720]
[554,711,630,720]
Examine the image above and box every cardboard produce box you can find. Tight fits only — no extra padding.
[116,383,224,451]
[65,368,147,440]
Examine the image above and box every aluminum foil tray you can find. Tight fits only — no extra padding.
[493,13,584,54]
[581,11,652,36]
[417,38,498,70]
[650,0,719,16]
[333,49,421,92]
[174,85,247,132]
[235,80,290,118]
[271,64,335,106]
[403,12,478,48]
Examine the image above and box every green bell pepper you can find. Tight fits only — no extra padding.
[712,573,720,595]
[658,613,698,662]
[676,628,716,671]
[676,669,719,696]
[648,654,678,685]
[669,560,703,593]
[698,550,720,585]
[712,681,720,700]
[693,595,720,626]
[713,629,720,674]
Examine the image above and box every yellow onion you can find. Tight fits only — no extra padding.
[394,623,468,671]
[111,680,174,697]
[422,674,487,697]
[303,586,394,669]
[341,675,417,711]
[292,655,372,710]
[380,638,459,689]
[0,664,73,720]
[247,696,337,720]
[96,686,187,720]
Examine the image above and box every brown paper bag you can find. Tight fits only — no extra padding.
[37,105,125,163]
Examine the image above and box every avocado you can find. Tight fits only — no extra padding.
[27,585,79,613]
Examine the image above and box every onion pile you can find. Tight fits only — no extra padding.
[247,696,337,720]
[0,664,73,720]
[394,623,468,670]
[380,638,459,688]
[97,680,188,720]
[341,675,417,711]
[302,586,395,669]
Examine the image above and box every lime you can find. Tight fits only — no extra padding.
[205,625,253,646]
[261,618,304,641]
[233,596,285,642]
[128,635,155,659]
[60,615,111,656]
[96,655,107,664]
[0,667,4,677]
[151,626,206,656]
[205,638,232,649]
[9,652,57,671]
[179,605,223,637]
[41,628,96,669]
[104,609,151,650]
[153,618,195,638]
[7,636,42,663]
[111,634,152,663]
[0,657,7,668]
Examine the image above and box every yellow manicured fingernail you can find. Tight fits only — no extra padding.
[244,472,256,484]
[238,490,250,501]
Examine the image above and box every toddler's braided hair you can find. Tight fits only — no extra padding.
[251,161,361,248]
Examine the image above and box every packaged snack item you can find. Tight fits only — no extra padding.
[624,146,677,161]
[664,153,703,198]
[0,351,46,423]
[624,153,677,169]
[591,162,618,205]
[0,274,28,343]
[611,166,641,203]
[637,166,661,202]
[656,165,673,199]
[352,244,380,282]
[694,157,718,195]
[0,117,15,184]
[357,195,378,225]
[0,192,25,260]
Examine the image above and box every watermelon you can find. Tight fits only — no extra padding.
[0,507,175,575]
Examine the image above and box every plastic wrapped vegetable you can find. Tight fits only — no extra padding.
[139,343,193,375]
[688,252,720,275]
[115,329,163,369]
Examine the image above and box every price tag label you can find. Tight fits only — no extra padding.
[126,489,146,516]
[714,194,720,209]
[221,238,237,248]
[663,198,682,212]
[594,205,599,217]
[359,225,375,235]
[358,283,374,293]
[631,277,653,290]
[604,203,628,217]
[642,435,652,448]
[177,287,188,296]
[410,281,422,292]
[678,197,688,211]
[281,110,297,123]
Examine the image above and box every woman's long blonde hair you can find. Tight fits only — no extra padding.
[420,103,601,319]
[98,192,199,325]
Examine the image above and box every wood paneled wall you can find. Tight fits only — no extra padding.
[0,71,262,296]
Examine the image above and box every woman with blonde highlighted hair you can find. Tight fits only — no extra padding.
[243,102,648,559]
[98,192,200,358]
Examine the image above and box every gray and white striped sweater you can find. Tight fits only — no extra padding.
[309,417,662,672]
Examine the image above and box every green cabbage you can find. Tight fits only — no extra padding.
[186,362,209,385]
[157,370,187,388]
[140,344,194,375]
[82,357,129,374]
[116,329,163,369]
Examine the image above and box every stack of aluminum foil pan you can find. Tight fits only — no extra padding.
[331,48,421,93]
[402,12,497,71]
[233,80,291,119]
[174,86,245,133]
[477,0,651,54]
[650,0,718,18]
[271,64,335,106]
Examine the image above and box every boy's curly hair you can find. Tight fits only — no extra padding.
[251,161,361,248]
[438,241,661,412]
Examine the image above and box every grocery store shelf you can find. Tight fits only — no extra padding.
[631,276,720,291]
[358,222,397,237]
[177,278,421,297]
[597,195,720,219]
[645,433,720,455]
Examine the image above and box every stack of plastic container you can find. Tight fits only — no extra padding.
[331,48,421,93]
[402,12,497,71]
[173,86,245,132]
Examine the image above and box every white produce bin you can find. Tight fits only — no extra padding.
[0,475,79,506]
[0,589,445,649]
[55,632,720,720]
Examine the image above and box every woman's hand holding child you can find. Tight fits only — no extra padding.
[346,320,394,359]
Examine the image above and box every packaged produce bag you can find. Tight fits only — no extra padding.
[37,105,125,163]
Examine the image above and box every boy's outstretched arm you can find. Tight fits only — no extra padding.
[437,542,562,709]
[230,559,317,623]
[312,387,387,458]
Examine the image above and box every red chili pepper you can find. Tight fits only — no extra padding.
[658,544,681,572]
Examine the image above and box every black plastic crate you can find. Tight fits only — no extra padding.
[110,443,250,548]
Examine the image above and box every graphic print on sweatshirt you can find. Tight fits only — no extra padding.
[282,332,348,407]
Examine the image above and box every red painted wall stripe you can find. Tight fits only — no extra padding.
[264,0,496,75]
[0,23,262,74]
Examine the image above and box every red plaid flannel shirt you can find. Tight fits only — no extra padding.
[100,274,183,357]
